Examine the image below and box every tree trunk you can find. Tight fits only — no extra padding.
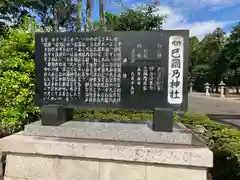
[86,0,91,32]
[53,9,59,32]
[236,70,239,94]
[99,0,104,30]
[233,67,238,94]
[76,0,82,32]
[215,76,219,93]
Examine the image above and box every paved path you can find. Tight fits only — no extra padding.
[188,93,240,128]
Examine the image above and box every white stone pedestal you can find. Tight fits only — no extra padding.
[0,129,213,180]
[220,87,225,98]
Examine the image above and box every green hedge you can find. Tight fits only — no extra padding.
[74,109,240,180]
[180,112,240,180]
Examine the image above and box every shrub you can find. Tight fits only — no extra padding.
[180,112,240,180]
[74,108,153,122]
[0,17,40,137]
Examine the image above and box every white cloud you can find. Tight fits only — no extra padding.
[169,0,240,10]
[154,5,232,39]
[124,3,234,39]
[172,21,231,39]
[200,0,239,5]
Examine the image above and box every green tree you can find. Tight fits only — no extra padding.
[189,36,200,81]
[188,27,227,91]
[221,23,240,92]
[208,27,226,89]
[0,0,76,31]
[105,4,166,31]
[194,34,213,81]
[0,0,49,25]
[91,4,166,32]
[0,16,40,136]
[192,28,226,90]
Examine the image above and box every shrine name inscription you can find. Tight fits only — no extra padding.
[35,31,189,111]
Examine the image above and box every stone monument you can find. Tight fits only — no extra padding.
[33,31,189,132]
[0,31,212,180]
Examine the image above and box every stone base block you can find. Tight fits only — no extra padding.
[23,121,193,145]
[0,132,213,180]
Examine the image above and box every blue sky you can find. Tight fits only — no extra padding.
[90,0,240,39]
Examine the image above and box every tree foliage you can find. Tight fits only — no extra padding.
[94,4,166,31]
[0,0,76,32]
[189,36,200,80]
[188,26,240,92]
[0,16,40,136]
[222,23,240,89]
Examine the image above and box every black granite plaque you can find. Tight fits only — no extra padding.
[34,31,189,130]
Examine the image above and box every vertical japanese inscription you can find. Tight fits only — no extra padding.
[122,42,164,94]
[167,36,184,104]
[41,35,122,104]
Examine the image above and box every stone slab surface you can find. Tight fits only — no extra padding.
[4,153,208,180]
[5,154,99,180]
[5,155,57,179]
[0,132,213,167]
[146,165,206,180]
[23,121,192,145]
[99,161,145,180]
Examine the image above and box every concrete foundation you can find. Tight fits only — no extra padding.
[0,122,213,180]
